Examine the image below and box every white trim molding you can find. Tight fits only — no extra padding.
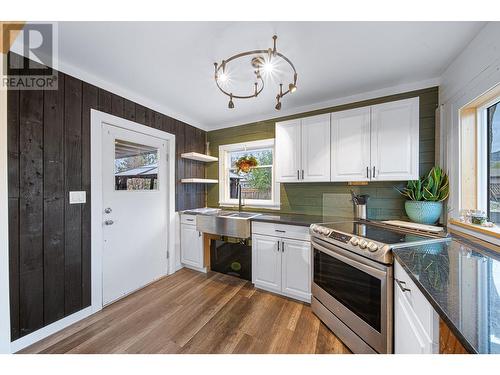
[0,52,12,353]
[90,109,177,314]
[10,306,93,353]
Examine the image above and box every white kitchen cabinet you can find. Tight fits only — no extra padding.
[180,215,205,272]
[252,234,282,293]
[371,97,419,181]
[281,238,311,301]
[275,114,330,183]
[276,97,419,183]
[275,119,302,182]
[301,114,331,182]
[331,107,371,181]
[252,222,311,303]
[394,259,438,354]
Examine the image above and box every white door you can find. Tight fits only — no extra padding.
[301,114,331,182]
[180,223,203,269]
[102,124,168,305]
[252,234,282,293]
[275,119,301,182]
[331,107,371,181]
[281,238,311,302]
[370,97,419,181]
[394,283,432,354]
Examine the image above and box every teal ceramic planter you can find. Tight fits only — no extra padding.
[405,201,443,225]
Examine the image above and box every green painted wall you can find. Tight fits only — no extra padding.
[206,87,438,219]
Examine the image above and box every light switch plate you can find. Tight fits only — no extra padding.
[69,191,86,204]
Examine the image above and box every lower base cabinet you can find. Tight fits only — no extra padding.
[394,260,438,354]
[252,223,311,303]
[180,215,205,272]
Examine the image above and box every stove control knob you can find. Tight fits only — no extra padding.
[359,239,368,249]
[311,225,318,232]
[349,237,359,246]
[321,228,331,236]
[367,242,379,252]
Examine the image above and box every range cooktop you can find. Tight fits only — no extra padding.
[310,220,450,264]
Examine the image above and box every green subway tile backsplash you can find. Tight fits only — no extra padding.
[207,87,438,220]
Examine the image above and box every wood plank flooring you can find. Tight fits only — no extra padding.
[20,269,351,354]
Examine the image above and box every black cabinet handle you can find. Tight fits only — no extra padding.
[366,166,369,178]
[282,241,285,252]
[395,278,411,292]
[277,241,280,252]
[297,170,300,180]
[301,170,304,180]
[275,229,286,233]
[372,166,376,178]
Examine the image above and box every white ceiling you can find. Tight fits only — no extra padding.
[38,22,487,130]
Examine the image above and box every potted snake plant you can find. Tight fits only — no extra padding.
[396,166,450,224]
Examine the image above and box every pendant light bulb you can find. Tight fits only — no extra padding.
[288,83,297,93]
[275,96,282,110]
[228,94,234,109]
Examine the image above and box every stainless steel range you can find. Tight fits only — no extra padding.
[310,220,450,354]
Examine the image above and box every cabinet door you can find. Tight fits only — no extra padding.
[252,234,282,293]
[301,114,331,182]
[370,97,419,181]
[180,224,203,269]
[275,119,301,182]
[394,282,434,353]
[281,238,311,302]
[331,107,371,181]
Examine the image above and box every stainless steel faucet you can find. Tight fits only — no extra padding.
[237,178,244,212]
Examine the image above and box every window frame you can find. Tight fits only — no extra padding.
[477,96,500,221]
[218,138,280,209]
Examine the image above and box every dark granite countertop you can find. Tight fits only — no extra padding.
[250,213,350,227]
[182,208,351,227]
[393,236,500,354]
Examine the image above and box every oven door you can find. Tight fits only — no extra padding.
[311,238,393,353]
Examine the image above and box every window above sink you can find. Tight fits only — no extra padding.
[218,139,280,210]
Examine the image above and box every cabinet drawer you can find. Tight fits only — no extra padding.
[394,260,437,342]
[180,214,197,225]
[252,221,310,241]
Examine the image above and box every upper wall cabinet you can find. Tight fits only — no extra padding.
[331,107,371,181]
[370,97,419,181]
[276,97,419,183]
[275,119,302,182]
[276,114,331,183]
[331,97,419,182]
[301,114,332,182]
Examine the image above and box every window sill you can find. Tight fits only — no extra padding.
[448,219,500,246]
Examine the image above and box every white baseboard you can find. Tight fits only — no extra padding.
[10,306,93,353]
[182,264,207,273]
[173,263,184,273]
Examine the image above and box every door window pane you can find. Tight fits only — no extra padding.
[488,102,500,223]
[114,139,159,191]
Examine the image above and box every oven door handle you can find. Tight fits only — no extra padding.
[313,240,387,279]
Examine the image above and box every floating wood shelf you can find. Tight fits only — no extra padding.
[181,152,218,162]
[181,178,218,184]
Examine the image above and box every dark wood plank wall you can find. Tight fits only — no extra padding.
[7,53,207,340]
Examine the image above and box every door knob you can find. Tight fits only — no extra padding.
[104,207,112,214]
[104,220,114,226]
